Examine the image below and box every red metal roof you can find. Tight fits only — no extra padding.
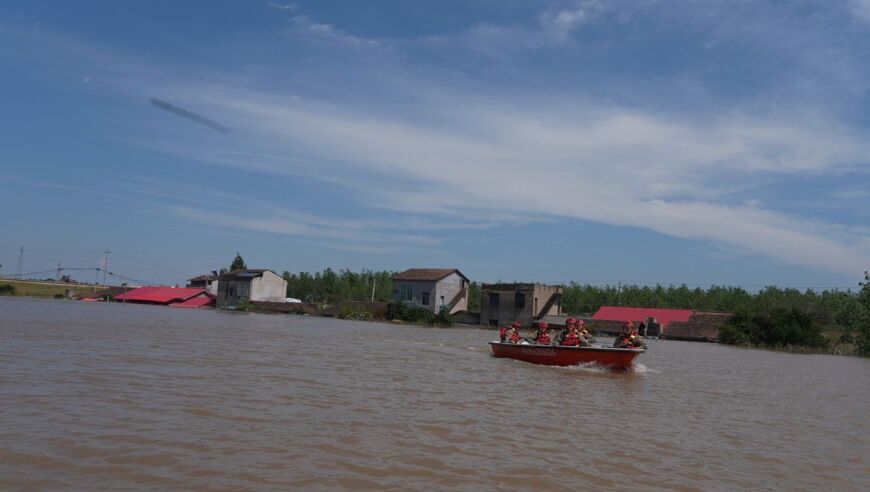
[592,306,694,328]
[169,295,215,309]
[114,286,214,304]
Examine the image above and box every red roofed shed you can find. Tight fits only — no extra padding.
[592,306,694,336]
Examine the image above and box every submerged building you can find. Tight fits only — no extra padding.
[480,283,562,327]
[391,268,470,314]
[113,286,216,308]
[591,306,731,341]
[215,269,288,309]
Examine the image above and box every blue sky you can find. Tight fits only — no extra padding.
[1,0,869,289]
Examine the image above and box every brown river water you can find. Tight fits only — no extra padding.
[1,297,868,491]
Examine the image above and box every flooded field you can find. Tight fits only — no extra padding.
[1,297,868,490]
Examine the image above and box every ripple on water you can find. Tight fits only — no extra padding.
[1,297,868,491]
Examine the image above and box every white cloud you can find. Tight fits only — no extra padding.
[849,0,870,22]
[538,2,595,41]
[167,205,440,254]
[288,15,384,49]
[168,88,870,275]
[7,5,869,276]
[267,2,296,11]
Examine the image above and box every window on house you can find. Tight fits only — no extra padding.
[489,293,499,308]
[515,293,525,309]
[400,286,413,302]
[421,292,430,305]
[489,319,499,326]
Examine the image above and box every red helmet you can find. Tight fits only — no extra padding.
[539,321,549,331]
[566,317,577,326]
[622,321,634,332]
[577,319,585,327]
[511,321,521,328]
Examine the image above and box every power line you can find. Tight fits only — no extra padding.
[110,252,198,278]
[15,246,23,278]
[2,266,158,287]
[102,249,110,286]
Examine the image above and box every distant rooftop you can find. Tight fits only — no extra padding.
[392,268,468,282]
[217,269,274,280]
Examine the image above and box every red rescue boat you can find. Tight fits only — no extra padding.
[489,342,644,370]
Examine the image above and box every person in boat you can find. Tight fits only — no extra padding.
[533,321,552,345]
[614,322,634,348]
[560,317,576,342]
[628,324,647,349]
[560,322,581,346]
[576,319,593,344]
[507,322,523,343]
[499,325,509,342]
[614,321,646,349]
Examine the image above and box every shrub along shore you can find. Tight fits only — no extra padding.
[4,269,868,355]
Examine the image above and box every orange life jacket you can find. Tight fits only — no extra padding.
[561,332,580,346]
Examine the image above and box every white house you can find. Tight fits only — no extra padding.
[391,268,469,314]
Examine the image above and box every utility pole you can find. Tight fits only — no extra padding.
[56,262,61,281]
[371,275,376,302]
[618,281,622,306]
[102,249,111,286]
[15,246,23,278]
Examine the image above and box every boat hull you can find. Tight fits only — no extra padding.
[489,342,643,370]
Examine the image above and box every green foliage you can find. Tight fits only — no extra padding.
[719,308,828,348]
[433,309,453,327]
[467,281,482,310]
[230,252,247,271]
[337,304,374,321]
[283,268,395,304]
[0,284,16,295]
[855,271,870,355]
[385,301,451,326]
[561,282,864,329]
[235,298,252,312]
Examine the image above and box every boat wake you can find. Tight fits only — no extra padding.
[556,361,655,374]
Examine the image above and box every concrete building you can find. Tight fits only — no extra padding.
[391,268,469,314]
[187,274,220,295]
[215,269,288,308]
[480,283,562,327]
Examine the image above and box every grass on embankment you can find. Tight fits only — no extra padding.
[0,279,100,298]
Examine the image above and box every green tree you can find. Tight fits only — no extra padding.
[856,271,870,355]
[230,252,247,271]
[467,281,482,310]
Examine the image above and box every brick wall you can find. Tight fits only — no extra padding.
[664,312,732,342]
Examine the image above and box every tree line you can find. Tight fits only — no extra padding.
[277,267,869,354]
[281,268,863,327]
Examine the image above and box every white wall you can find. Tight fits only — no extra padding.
[250,271,287,302]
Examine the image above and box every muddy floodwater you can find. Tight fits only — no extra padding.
[1,297,868,491]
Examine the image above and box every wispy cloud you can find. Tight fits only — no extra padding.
[288,15,385,49]
[267,2,296,11]
[5,2,870,276]
[849,0,870,22]
[163,87,869,275]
